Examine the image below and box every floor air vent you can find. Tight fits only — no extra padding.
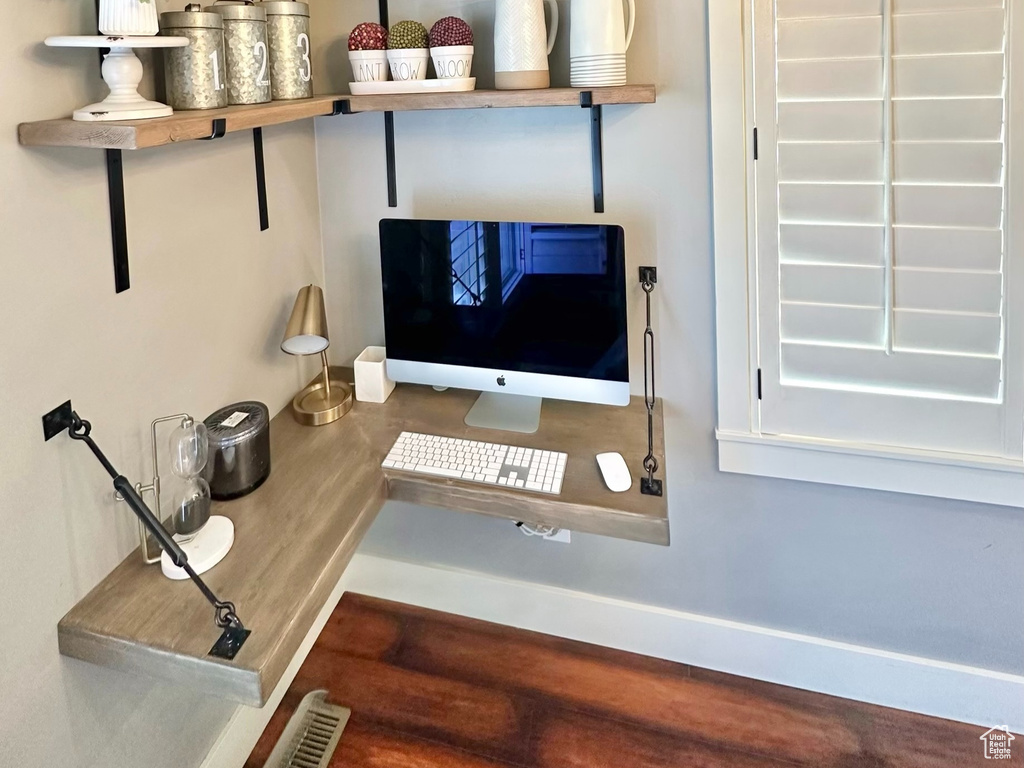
[263,690,350,768]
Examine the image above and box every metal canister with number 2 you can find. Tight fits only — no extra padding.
[159,5,229,110]
[208,1,272,105]
[260,0,313,100]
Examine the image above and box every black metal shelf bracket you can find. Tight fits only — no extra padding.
[330,99,352,116]
[581,91,605,214]
[202,118,227,140]
[100,117,248,294]
[253,127,269,231]
[378,0,398,208]
[105,149,130,294]
[384,111,398,208]
[639,266,663,497]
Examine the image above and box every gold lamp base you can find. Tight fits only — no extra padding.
[291,366,354,426]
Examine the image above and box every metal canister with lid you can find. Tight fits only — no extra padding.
[260,0,313,100]
[160,5,228,110]
[203,401,272,501]
[207,1,272,105]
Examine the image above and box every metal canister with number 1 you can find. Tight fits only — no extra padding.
[260,0,313,100]
[160,5,229,110]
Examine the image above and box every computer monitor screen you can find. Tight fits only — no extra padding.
[380,219,629,407]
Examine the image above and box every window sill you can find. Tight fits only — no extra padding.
[716,430,1024,508]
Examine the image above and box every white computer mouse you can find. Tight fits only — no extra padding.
[596,452,632,493]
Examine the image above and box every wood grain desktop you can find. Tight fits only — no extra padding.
[246,594,1022,768]
[56,381,667,705]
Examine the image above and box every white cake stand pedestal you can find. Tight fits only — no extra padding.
[45,35,189,122]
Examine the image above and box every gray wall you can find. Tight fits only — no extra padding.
[1,2,325,765]
[314,0,1024,675]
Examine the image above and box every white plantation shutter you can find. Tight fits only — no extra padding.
[753,0,1023,458]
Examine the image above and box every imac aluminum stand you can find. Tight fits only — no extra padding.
[465,392,542,434]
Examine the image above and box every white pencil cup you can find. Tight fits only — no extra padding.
[354,346,396,403]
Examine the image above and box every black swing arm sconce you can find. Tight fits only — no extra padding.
[43,401,250,660]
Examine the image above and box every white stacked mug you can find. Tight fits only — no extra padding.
[570,0,635,88]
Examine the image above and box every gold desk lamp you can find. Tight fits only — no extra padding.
[281,285,354,426]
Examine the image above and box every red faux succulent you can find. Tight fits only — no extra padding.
[348,22,388,51]
[429,16,474,48]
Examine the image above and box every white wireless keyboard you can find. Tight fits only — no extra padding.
[383,432,567,495]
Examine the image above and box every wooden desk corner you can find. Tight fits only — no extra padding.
[57,383,668,706]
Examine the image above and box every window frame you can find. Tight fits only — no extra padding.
[709,0,1024,507]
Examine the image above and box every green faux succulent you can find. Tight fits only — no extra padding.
[388,20,429,50]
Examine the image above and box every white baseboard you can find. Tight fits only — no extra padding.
[344,553,1024,733]
[204,553,1024,767]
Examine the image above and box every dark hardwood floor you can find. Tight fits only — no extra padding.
[245,594,1020,768]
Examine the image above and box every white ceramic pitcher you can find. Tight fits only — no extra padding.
[570,0,635,58]
[494,0,560,90]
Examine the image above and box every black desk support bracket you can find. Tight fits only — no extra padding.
[639,266,663,496]
[581,91,605,213]
[41,400,251,658]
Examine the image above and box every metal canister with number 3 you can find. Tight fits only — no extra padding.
[260,0,313,100]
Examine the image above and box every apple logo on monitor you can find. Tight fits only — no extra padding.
[497,376,507,387]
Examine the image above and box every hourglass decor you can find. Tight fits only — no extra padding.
[161,415,235,580]
[117,413,234,578]
[84,412,233,577]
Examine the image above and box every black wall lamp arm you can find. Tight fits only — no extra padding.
[43,401,250,659]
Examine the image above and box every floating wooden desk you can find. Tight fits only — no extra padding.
[57,382,668,706]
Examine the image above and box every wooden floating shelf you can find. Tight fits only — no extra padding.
[18,85,656,150]
[342,84,657,114]
[56,381,668,707]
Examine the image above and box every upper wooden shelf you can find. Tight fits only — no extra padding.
[57,379,668,707]
[18,85,656,150]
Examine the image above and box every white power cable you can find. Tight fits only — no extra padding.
[517,522,562,539]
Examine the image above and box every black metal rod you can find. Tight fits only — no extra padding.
[65,413,246,632]
[253,127,269,231]
[590,104,605,213]
[112,476,188,566]
[105,149,130,293]
[384,111,398,208]
[378,0,389,28]
[639,267,662,497]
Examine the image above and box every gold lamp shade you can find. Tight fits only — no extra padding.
[281,285,353,426]
[281,285,330,356]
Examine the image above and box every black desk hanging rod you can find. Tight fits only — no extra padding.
[42,400,251,660]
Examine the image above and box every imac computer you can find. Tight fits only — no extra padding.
[379,219,629,433]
